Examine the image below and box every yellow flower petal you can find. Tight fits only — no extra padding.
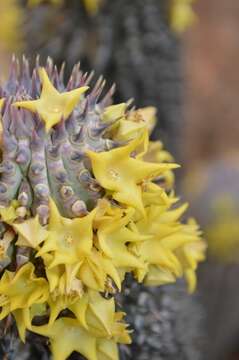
[97,212,146,269]
[86,291,115,337]
[13,307,32,342]
[97,339,119,360]
[13,68,88,131]
[79,250,106,291]
[0,202,18,223]
[114,107,157,141]
[38,199,96,266]
[87,132,178,214]
[0,263,48,324]
[143,266,176,286]
[102,103,127,123]
[32,317,98,360]
[184,269,197,293]
[14,215,48,248]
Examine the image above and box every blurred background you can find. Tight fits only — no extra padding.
[1,0,239,359]
[182,2,239,359]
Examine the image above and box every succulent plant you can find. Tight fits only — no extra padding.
[0,57,205,360]
[23,0,182,152]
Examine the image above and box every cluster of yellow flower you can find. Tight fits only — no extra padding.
[0,67,205,360]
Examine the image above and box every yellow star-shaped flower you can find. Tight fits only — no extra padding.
[135,107,157,134]
[82,291,130,342]
[32,317,98,360]
[38,199,96,267]
[13,68,88,131]
[14,215,48,248]
[46,275,119,331]
[112,118,146,142]
[102,103,127,123]
[43,254,82,296]
[0,200,19,224]
[87,132,178,214]
[70,290,116,338]
[113,107,157,141]
[132,202,206,288]
[175,218,206,293]
[0,263,48,321]
[78,249,121,292]
[141,182,174,208]
[32,293,130,360]
[143,142,175,189]
[131,203,187,282]
[96,206,146,270]
[94,199,123,226]
[44,262,84,325]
